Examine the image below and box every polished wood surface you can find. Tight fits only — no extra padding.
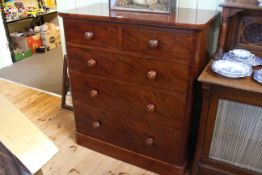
[59,3,218,30]
[0,79,158,175]
[61,5,218,174]
[67,47,190,94]
[121,27,194,64]
[73,101,184,165]
[198,61,262,94]
[70,72,186,130]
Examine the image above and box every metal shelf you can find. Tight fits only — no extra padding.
[6,10,57,24]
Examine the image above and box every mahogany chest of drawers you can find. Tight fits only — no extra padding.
[59,4,218,175]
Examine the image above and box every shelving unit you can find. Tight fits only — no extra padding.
[1,0,58,63]
[6,9,57,23]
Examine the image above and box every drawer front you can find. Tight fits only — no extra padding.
[74,102,184,164]
[70,71,187,130]
[122,27,195,64]
[67,47,190,94]
[64,19,119,50]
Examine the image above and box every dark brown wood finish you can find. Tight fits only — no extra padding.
[59,3,218,175]
[216,1,262,58]
[67,47,190,94]
[194,2,262,174]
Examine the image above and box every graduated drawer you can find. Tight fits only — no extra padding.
[73,102,184,164]
[70,71,187,130]
[122,27,195,64]
[67,47,190,94]
[64,19,119,50]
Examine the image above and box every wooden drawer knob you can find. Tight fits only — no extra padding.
[92,121,101,129]
[85,32,94,40]
[87,59,96,67]
[146,104,155,112]
[147,70,157,80]
[145,137,154,146]
[148,39,158,48]
[89,89,98,98]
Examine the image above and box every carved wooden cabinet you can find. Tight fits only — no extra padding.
[193,61,262,175]
[216,0,262,58]
[59,3,218,175]
[193,1,262,175]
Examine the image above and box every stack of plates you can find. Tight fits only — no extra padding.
[211,60,253,78]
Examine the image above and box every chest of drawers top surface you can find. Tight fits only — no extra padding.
[59,3,218,30]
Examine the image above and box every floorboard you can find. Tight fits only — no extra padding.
[0,79,157,175]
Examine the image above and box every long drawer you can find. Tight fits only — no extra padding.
[67,47,190,94]
[70,71,187,130]
[73,101,184,164]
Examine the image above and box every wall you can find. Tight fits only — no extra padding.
[178,0,224,10]
[0,12,12,69]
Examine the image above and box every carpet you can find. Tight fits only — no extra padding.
[0,47,63,95]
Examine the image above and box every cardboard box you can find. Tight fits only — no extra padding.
[10,32,42,53]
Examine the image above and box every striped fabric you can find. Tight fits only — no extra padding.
[209,99,262,173]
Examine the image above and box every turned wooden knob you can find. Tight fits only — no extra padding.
[92,121,101,129]
[148,39,158,48]
[147,70,157,80]
[146,104,155,112]
[145,137,154,146]
[89,89,98,98]
[87,59,96,67]
[85,32,94,40]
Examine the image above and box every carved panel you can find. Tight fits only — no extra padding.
[244,23,262,44]
[239,16,262,45]
[236,15,262,54]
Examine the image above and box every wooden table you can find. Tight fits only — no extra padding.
[0,79,157,175]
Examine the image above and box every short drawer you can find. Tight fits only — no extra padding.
[122,27,195,64]
[67,47,190,94]
[64,19,119,50]
[70,71,187,130]
[73,102,184,164]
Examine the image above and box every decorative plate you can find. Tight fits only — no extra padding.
[253,69,262,84]
[211,60,253,78]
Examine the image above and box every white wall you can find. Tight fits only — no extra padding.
[178,0,224,10]
[56,0,107,55]
[0,12,12,69]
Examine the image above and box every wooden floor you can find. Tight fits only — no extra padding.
[0,79,157,175]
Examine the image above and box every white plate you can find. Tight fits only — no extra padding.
[253,69,262,84]
[211,60,253,78]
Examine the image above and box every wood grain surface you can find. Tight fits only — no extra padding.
[0,79,158,175]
